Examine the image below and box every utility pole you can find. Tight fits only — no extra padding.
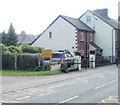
[86,31,88,68]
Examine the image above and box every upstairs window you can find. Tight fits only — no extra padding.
[86,16,91,22]
[90,34,93,42]
[80,32,84,41]
[49,32,52,39]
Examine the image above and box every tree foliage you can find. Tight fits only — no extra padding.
[2,31,9,46]
[20,44,42,53]
[2,23,18,46]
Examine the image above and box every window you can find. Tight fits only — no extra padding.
[80,32,84,41]
[49,32,52,38]
[90,34,93,42]
[86,16,91,22]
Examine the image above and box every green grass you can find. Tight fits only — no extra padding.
[0,70,63,76]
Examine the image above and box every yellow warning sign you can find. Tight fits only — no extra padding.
[42,49,52,58]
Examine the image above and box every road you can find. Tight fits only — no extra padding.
[1,65,118,104]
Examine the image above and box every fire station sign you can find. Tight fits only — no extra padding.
[42,49,52,58]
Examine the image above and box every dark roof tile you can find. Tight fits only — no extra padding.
[61,15,95,32]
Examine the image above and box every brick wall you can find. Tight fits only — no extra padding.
[75,30,94,56]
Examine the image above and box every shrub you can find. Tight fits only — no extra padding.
[60,64,68,73]
[74,50,81,56]
[20,44,42,53]
[6,45,22,53]
[2,53,15,69]
[34,62,51,71]
[17,54,38,70]
[2,53,39,70]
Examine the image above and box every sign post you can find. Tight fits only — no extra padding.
[42,49,52,64]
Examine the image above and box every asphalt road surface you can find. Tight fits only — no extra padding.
[1,65,118,104]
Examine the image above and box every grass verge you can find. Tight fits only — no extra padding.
[0,70,63,76]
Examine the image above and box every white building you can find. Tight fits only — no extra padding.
[79,9,120,62]
[31,15,94,55]
[31,8,120,62]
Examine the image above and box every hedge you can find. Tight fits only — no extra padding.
[2,53,39,70]
[17,54,38,70]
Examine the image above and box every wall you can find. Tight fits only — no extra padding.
[32,16,76,55]
[76,30,94,56]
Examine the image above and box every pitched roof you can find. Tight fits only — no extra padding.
[17,34,35,44]
[90,42,103,51]
[93,10,120,30]
[31,15,95,45]
[79,9,120,30]
[60,15,95,32]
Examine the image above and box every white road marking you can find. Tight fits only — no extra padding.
[16,96,30,100]
[76,78,88,82]
[49,84,64,89]
[93,74,104,78]
[59,95,79,103]
[95,79,118,90]
[0,100,20,103]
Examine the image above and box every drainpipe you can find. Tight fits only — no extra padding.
[112,29,115,63]
[86,31,88,68]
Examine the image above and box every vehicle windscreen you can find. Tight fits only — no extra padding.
[52,53,63,58]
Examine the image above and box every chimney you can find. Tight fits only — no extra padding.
[21,31,26,36]
[94,8,108,18]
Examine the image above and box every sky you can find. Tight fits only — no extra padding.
[0,0,119,36]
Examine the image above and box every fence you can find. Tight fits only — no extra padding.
[2,53,40,70]
[81,56,113,68]
[95,56,114,67]
[2,53,115,70]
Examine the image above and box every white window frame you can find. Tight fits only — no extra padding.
[49,32,52,39]
[86,16,91,22]
[80,32,84,42]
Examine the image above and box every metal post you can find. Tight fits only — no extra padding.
[38,53,41,67]
[14,52,17,70]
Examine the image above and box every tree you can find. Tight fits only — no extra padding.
[2,31,9,46]
[7,23,18,46]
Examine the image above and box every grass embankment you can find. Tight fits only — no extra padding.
[0,70,63,76]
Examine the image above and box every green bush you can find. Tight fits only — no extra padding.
[17,54,38,70]
[2,53,39,70]
[34,62,51,71]
[2,53,15,69]
[6,45,22,53]
[20,44,42,53]
[60,64,68,73]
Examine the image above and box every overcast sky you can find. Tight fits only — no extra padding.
[0,0,119,35]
